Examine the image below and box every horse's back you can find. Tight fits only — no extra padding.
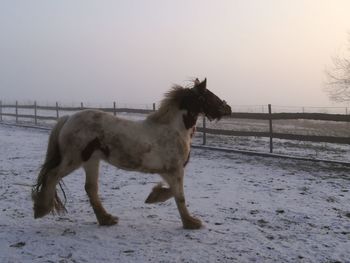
[58,110,116,152]
[57,109,187,173]
[57,110,152,157]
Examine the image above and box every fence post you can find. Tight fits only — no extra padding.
[0,100,2,122]
[34,101,37,125]
[202,116,207,145]
[153,103,156,111]
[268,104,273,153]
[15,101,18,123]
[80,102,84,110]
[113,101,116,116]
[56,102,59,119]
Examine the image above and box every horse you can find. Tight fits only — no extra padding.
[32,78,232,229]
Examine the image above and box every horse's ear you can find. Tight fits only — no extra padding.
[194,78,207,94]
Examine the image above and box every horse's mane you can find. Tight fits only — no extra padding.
[147,85,191,124]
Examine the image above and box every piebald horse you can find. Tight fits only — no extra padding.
[32,78,231,229]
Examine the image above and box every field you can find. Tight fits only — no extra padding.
[0,124,349,262]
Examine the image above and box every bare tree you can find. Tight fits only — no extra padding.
[325,34,350,103]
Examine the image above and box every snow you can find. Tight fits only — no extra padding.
[0,124,349,262]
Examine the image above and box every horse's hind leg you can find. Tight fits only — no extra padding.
[33,158,78,218]
[33,166,61,218]
[83,158,118,226]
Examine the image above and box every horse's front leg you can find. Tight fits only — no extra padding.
[145,182,173,204]
[166,169,202,229]
[83,158,118,226]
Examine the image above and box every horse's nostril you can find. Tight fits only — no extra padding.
[224,105,232,115]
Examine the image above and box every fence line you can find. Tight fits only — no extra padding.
[230,112,350,122]
[1,101,350,153]
[0,101,154,122]
[268,104,273,153]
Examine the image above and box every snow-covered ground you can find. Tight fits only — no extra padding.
[0,124,349,263]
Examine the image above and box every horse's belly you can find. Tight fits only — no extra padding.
[141,150,182,174]
[141,153,167,173]
[105,126,189,174]
[107,149,180,174]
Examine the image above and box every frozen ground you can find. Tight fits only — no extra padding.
[0,124,349,263]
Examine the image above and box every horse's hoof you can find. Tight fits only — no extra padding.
[98,214,119,226]
[33,204,51,219]
[182,216,202,230]
[145,184,173,204]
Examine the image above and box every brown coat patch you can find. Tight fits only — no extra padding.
[183,112,198,129]
[81,137,109,162]
[183,151,190,167]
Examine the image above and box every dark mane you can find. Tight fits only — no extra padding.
[147,85,192,124]
[162,85,191,108]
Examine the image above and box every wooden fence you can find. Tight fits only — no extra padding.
[0,101,155,124]
[1,101,350,153]
[199,108,350,153]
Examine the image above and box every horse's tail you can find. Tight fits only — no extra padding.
[32,115,69,218]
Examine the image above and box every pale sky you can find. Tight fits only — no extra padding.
[1,0,350,107]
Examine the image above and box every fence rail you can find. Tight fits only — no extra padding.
[1,101,349,153]
[197,128,350,145]
[1,104,155,113]
[230,112,350,122]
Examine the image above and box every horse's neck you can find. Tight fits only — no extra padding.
[170,110,190,131]
[147,107,197,136]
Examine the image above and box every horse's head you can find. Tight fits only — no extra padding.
[149,78,231,129]
[192,78,232,121]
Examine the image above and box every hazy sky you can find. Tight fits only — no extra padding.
[1,0,350,107]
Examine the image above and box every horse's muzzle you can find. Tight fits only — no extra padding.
[220,104,232,116]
